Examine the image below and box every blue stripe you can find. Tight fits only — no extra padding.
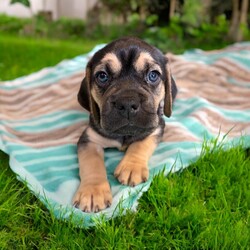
[14,144,77,162]
[173,98,250,121]
[24,157,78,172]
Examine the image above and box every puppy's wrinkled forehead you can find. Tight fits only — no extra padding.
[91,42,165,76]
[94,52,123,75]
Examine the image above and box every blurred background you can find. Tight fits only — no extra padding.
[0,0,249,80]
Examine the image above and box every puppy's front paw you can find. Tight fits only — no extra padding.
[114,160,149,186]
[73,181,112,213]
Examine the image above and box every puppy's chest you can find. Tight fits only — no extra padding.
[118,135,143,151]
[95,135,139,152]
[117,136,136,151]
[115,131,156,151]
[87,126,154,151]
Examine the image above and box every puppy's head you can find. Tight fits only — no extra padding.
[78,37,177,136]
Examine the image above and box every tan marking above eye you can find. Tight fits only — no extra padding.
[94,53,122,75]
[134,52,162,74]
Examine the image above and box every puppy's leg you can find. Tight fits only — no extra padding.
[114,134,158,186]
[73,142,112,213]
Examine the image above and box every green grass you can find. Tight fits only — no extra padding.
[0,35,101,81]
[1,33,250,249]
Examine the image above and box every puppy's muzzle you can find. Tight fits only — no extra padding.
[112,95,140,120]
[101,88,157,134]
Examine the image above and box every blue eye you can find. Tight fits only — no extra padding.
[96,71,109,84]
[147,70,160,83]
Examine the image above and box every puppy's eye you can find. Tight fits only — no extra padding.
[147,70,160,84]
[96,71,109,84]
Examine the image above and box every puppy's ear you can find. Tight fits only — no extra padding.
[164,62,177,118]
[78,68,91,112]
[78,66,100,121]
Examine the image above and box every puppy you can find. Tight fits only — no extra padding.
[73,37,177,212]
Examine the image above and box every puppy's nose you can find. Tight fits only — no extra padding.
[113,99,140,119]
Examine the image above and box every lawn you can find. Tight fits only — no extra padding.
[0,34,250,249]
[0,35,99,81]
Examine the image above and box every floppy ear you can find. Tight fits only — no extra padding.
[78,68,91,112]
[164,63,177,118]
[78,66,100,121]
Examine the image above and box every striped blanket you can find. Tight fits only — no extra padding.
[0,43,250,227]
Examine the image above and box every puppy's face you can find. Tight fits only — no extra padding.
[78,37,177,137]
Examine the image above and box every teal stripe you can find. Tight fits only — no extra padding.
[230,135,250,148]
[168,117,215,139]
[173,98,250,121]
[35,163,78,174]
[5,143,75,155]
[228,77,250,87]
[182,44,250,65]
[2,142,31,153]
[0,129,17,139]
[36,167,78,182]
[14,144,77,162]
[20,68,83,89]
[0,66,82,90]
[24,157,78,172]
[229,54,250,69]
[155,141,201,155]
[43,175,78,192]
